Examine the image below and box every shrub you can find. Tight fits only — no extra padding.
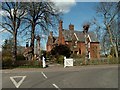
[51,44,71,58]
[15,60,42,68]
[108,58,118,64]
[71,54,85,58]
[2,56,13,69]
[74,58,83,66]
[56,55,64,64]
[46,52,52,60]
[17,54,25,61]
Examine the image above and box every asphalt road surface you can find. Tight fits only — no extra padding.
[2,65,118,89]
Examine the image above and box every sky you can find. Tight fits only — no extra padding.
[0,1,99,51]
[45,2,99,50]
[0,1,117,51]
[62,2,98,31]
[51,1,99,46]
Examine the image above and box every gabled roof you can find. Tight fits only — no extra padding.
[47,36,58,45]
[62,29,98,42]
[53,37,58,44]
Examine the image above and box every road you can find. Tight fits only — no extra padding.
[2,65,118,89]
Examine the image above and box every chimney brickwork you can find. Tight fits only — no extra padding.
[58,20,65,45]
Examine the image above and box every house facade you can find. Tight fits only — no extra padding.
[46,20,100,59]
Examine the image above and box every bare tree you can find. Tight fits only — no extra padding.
[0,2,26,62]
[102,31,111,56]
[95,2,119,58]
[21,2,61,59]
[111,19,119,53]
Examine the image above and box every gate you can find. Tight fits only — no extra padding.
[64,57,73,68]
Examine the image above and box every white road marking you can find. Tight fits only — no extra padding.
[41,72,47,79]
[52,84,61,90]
[10,76,26,88]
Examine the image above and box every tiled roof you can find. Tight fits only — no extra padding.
[62,29,98,42]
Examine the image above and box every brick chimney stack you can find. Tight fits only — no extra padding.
[69,24,74,30]
[59,20,63,37]
[59,20,63,45]
[58,20,65,45]
[59,20,63,31]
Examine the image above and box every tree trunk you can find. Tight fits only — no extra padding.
[13,8,17,64]
[13,32,17,64]
[36,36,41,61]
[107,26,118,58]
[30,23,35,60]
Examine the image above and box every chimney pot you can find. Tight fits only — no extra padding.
[69,24,74,30]
[50,31,53,37]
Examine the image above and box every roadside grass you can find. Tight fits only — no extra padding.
[17,65,42,68]
[16,60,43,68]
[74,57,119,66]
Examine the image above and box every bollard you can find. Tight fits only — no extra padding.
[42,56,46,68]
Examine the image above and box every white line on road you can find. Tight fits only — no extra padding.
[52,84,61,90]
[10,76,26,88]
[41,72,47,79]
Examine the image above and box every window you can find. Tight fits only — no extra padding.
[79,49,81,54]
[71,51,73,54]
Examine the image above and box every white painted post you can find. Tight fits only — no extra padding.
[64,57,66,68]
[42,56,46,68]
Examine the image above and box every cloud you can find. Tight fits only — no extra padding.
[51,0,76,13]
[0,9,27,17]
[0,39,5,52]
[0,39,2,51]
[0,10,9,16]
[0,9,13,16]
[0,38,5,44]
[0,1,76,15]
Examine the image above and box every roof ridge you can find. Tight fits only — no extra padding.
[62,29,99,42]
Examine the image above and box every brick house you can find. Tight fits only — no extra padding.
[46,20,100,59]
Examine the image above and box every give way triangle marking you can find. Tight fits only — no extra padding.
[10,76,26,88]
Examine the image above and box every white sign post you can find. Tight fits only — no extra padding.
[64,57,73,68]
[42,56,46,68]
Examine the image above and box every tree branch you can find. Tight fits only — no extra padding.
[0,23,13,34]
